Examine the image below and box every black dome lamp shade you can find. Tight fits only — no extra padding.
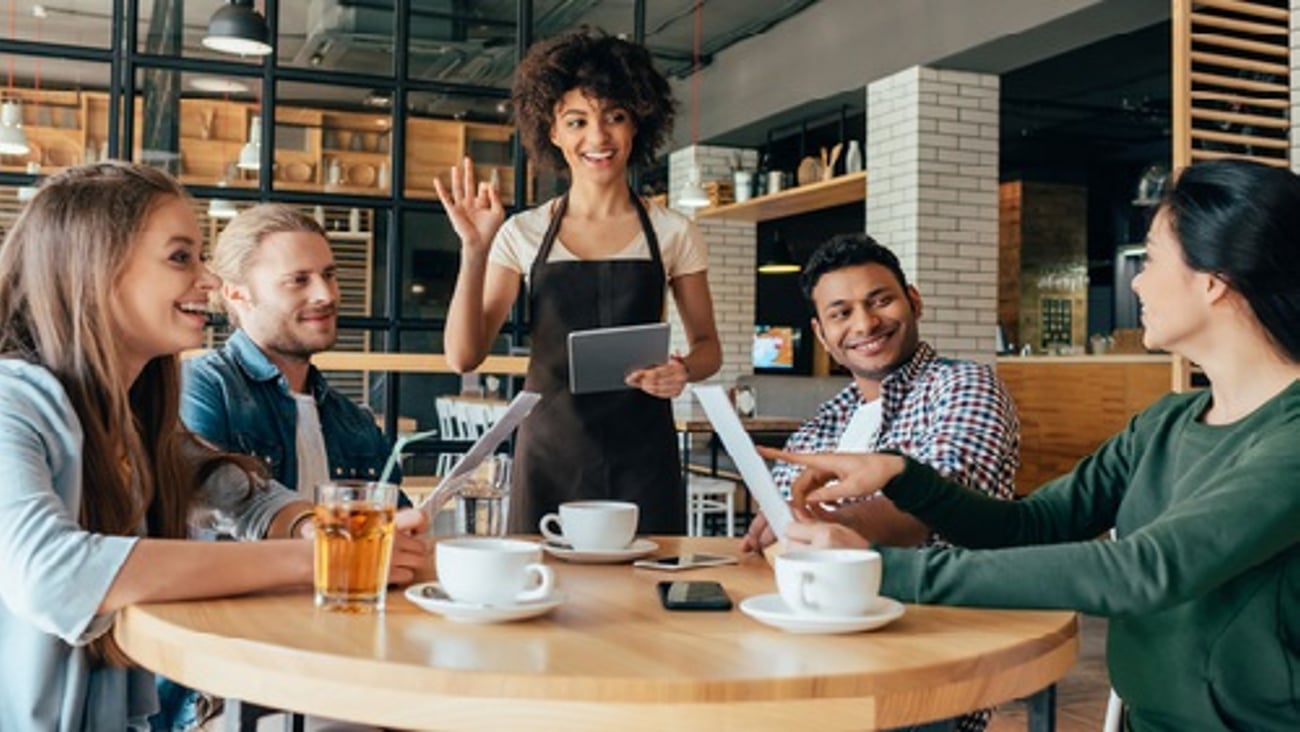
[202,0,272,57]
[757,233,800,275]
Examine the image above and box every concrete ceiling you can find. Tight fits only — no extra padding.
[7,0,1176,164]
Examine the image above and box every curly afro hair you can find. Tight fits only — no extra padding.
[512,28,676,172]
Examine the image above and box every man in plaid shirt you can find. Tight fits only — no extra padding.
[742,233,1018,732]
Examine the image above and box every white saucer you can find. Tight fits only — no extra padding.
[739,593,905,634]
[404,582,564,624]
[541,538,659,564]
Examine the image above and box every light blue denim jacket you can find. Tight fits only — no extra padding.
[181,329,401,491]
[0,359,297,731]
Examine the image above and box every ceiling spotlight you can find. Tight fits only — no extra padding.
[202,0,272,57]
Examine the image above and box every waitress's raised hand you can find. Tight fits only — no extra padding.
[434,157,505,253]
[756,447,906,506]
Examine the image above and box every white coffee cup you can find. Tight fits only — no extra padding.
[436,538,555,606]
[539,500,638,551]
[775,549,882,617]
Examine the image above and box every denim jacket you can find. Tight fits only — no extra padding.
[181,329,402,491]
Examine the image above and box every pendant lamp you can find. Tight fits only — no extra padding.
[0,100,28,156]
[203,0,272,57]
[757,233,800,275]
[675,2,710,210]
[236,115,261,171]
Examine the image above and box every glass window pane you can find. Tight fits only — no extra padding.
[274,81,394,196]
[6,0,114,47]
[407,0,517,89]
[404,91,514,204]
[281,0,395,76]
[533,0,633,41]
[399,209,515,321]
[319,327,386,414]
[0,58,112,174]
[132,69,260,187]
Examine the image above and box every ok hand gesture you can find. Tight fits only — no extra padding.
[434,157,505,254]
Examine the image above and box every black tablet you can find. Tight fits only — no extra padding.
[566,322,670,395]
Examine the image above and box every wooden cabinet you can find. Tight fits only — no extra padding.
[0,90,515,202]
[404,117,517,204]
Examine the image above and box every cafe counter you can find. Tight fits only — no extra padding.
[996,354,1176,494]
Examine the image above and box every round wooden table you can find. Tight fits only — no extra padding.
[116,537,1077,731]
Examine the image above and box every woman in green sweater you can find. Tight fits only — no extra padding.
[764,159,1300,731]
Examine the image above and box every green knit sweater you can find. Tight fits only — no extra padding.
[878,381,1300,731]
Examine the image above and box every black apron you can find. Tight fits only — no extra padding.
[510,193,684,535]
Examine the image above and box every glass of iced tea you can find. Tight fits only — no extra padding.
[313,481,399,613]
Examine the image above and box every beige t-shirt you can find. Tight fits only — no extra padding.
[488,197,709,287]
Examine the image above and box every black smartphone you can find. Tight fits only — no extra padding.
[657,580,733,611]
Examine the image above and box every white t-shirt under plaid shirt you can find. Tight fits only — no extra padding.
[770,341,1019,732]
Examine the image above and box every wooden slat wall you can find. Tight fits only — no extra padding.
[1176,0,1291,169]
[1170,0,1290,392]
[997,359,1173,494]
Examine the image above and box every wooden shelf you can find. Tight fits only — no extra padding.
[695,171,867,222]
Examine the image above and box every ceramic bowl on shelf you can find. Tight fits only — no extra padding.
[44,143,78,168]
[282,161,313,183]
[347,163,377,187]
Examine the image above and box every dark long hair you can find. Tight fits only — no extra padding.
[512,27,675,171]
[1162,159,1300,361]
[0,162,256,666]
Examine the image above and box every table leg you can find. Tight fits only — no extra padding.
[1025,683,1056,732]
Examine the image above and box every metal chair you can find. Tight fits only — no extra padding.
[686,475,736,537]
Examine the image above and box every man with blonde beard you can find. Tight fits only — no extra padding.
[181,204,398,497]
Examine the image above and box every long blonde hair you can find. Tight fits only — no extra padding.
[0,162,250,665]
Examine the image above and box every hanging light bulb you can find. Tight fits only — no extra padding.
[203,0,272,57]
[237,115,261,170]
[675,2,710,210]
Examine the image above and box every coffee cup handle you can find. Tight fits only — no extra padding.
[516,564,555,603]
[539,513,564,544]
[797,571,818,612]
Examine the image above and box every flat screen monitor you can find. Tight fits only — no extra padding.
[752,325,800,370]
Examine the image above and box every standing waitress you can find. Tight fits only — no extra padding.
[437,29,721,535]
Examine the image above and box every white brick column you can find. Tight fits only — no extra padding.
[867,66,1000,363]
[666,145,758,392]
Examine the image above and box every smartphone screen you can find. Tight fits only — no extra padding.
[657,580,732,611]
[633,553,738,571]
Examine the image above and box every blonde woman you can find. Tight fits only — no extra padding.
[0,162,426,730]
